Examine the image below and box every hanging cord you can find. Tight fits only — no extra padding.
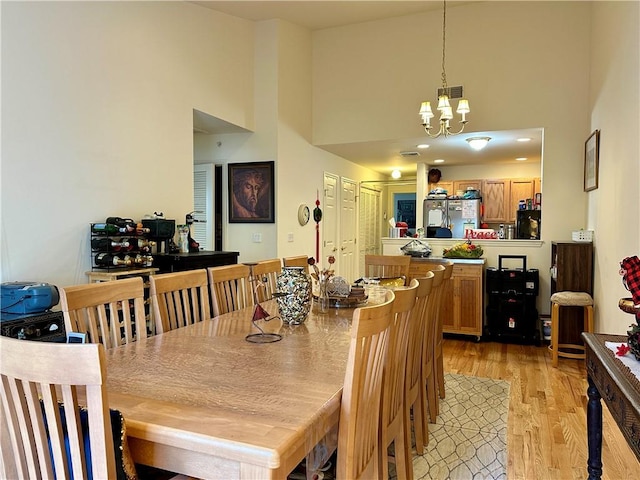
[441,0,448,91]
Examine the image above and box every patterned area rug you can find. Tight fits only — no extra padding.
[396,373,510,480]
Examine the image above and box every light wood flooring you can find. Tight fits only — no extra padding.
[442,338,639,480]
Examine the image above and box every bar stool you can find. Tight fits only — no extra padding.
[549,291,594,367]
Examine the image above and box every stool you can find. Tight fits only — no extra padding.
[549,291,594,367]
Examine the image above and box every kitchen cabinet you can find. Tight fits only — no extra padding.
[408,258,484,339]
[482,180,508,222]
[428,180,453,195]
[482,177,540,223]
[153,251,239,273]
[453,180,482,194]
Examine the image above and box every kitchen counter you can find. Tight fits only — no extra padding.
[382,236,549,316]
[409,256,485,265]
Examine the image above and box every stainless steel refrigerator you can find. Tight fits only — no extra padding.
[446,198,482,238]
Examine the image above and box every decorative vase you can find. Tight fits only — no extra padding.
[318,279,330,314]
[276,267,312,324]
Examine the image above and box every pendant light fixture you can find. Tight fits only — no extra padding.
[419,1,470,138]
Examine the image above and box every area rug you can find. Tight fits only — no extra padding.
[395,373,510,480]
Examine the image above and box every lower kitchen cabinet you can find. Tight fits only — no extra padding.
[409,258,484,339]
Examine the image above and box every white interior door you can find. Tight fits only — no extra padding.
[193,164,214,250]
[358,185,381,277]
[340,177,357,282]
[322,172,339,267]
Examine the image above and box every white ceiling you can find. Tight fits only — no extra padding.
[191,1,542,175]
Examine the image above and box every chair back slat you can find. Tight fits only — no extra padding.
[252,259,282,303]
[208,264,253,316]
[60,276,148,348]
[0,337,116,480]
[337,290,395,480]
[364,255,411,284]
[150,269,210,333]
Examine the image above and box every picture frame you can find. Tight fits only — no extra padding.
[584,129,600,192]
[228,161,275,223]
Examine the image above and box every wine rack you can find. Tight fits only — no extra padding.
[90,221,155,271]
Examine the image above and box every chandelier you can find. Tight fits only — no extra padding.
[419,0,470,138]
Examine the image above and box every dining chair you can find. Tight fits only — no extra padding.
[336,289,395,480]
[364,254,411,285]
[423,264,446,422]
[251,258,282,303]
[379,281,418,480]
[282,255,310,273]
[0,337,121,479]
[434,261,454,405]
[150,269,210,333]
[207,264,254,317]
[403,272,434,460]
[60,276,150,348]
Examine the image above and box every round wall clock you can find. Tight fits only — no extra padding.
[298,204,310,226]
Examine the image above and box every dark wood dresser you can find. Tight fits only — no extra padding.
[152,251,239,273]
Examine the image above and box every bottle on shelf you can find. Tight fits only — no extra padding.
[94,253,132,267]
[126,238,156,252]
[91,223,128,234]
[123,254,154,267]
[91,238,130,252]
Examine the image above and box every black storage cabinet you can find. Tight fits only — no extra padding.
[485,255,539,343]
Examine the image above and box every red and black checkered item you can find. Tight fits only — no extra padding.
[620,256,640,321]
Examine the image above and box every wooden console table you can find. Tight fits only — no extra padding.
[582,333,640,479]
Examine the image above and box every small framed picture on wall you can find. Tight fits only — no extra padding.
[584,129,600,192]
[228,161,275,223]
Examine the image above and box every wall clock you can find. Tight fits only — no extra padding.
[298,204,310,226]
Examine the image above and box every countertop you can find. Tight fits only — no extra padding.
[409,256,486,265]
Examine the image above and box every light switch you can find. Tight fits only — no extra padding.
[252,233,262,243]
[287,233,294,242]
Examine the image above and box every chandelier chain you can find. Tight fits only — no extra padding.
[441,0,447,91]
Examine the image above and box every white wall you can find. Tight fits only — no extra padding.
[588,1,640,333]
[1,2,254,287]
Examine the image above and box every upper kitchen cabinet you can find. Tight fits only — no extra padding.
[428,180,454,195]
[482,178,541,224]
[454,180,483,194]
[482,179,508,223]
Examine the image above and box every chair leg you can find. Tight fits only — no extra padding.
[585,305,594,333]
[394,424,410,480]
[551,303,560,368]
[436,348,445,400]
[403,404,416,480]
[413,394,426,455]
[426,373,438,423]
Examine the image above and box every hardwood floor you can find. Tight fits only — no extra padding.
[442,338,639,480]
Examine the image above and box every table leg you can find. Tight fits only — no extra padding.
[587,376,603,480]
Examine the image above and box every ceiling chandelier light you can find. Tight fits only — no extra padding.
[419,0,470,138]
[466,137,491,151]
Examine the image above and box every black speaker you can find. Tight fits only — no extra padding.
[486,268,501,294]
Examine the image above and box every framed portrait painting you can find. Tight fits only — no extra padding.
[228,161,275,223]
[584,130,600,192]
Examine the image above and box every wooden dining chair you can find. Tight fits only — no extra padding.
[434,261,454,405]
[282,255,310,273]
[60,276,149,348]
[403,272,434,460]
[336,289,395,480]
[364,254,411,285]
[207,264,254,317]
[423,264,446,422]
[150,269,210,333]
[379,281,418,480]
[0,337,122,479]
[251,258,282,303]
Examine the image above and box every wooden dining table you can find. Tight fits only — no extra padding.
[105,300,357,479]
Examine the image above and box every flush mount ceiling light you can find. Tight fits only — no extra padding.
[516,157,528,161]
[417,144,430,149]
[517,137,532,142]
[418,1,470,138]
[391,169,402,179]
[466,137,491,151]
[434,159,445,164]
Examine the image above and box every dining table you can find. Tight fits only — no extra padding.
[105,299,360,479]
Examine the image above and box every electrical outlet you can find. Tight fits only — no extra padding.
[287,233,294,242]
[252,233,262,243]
